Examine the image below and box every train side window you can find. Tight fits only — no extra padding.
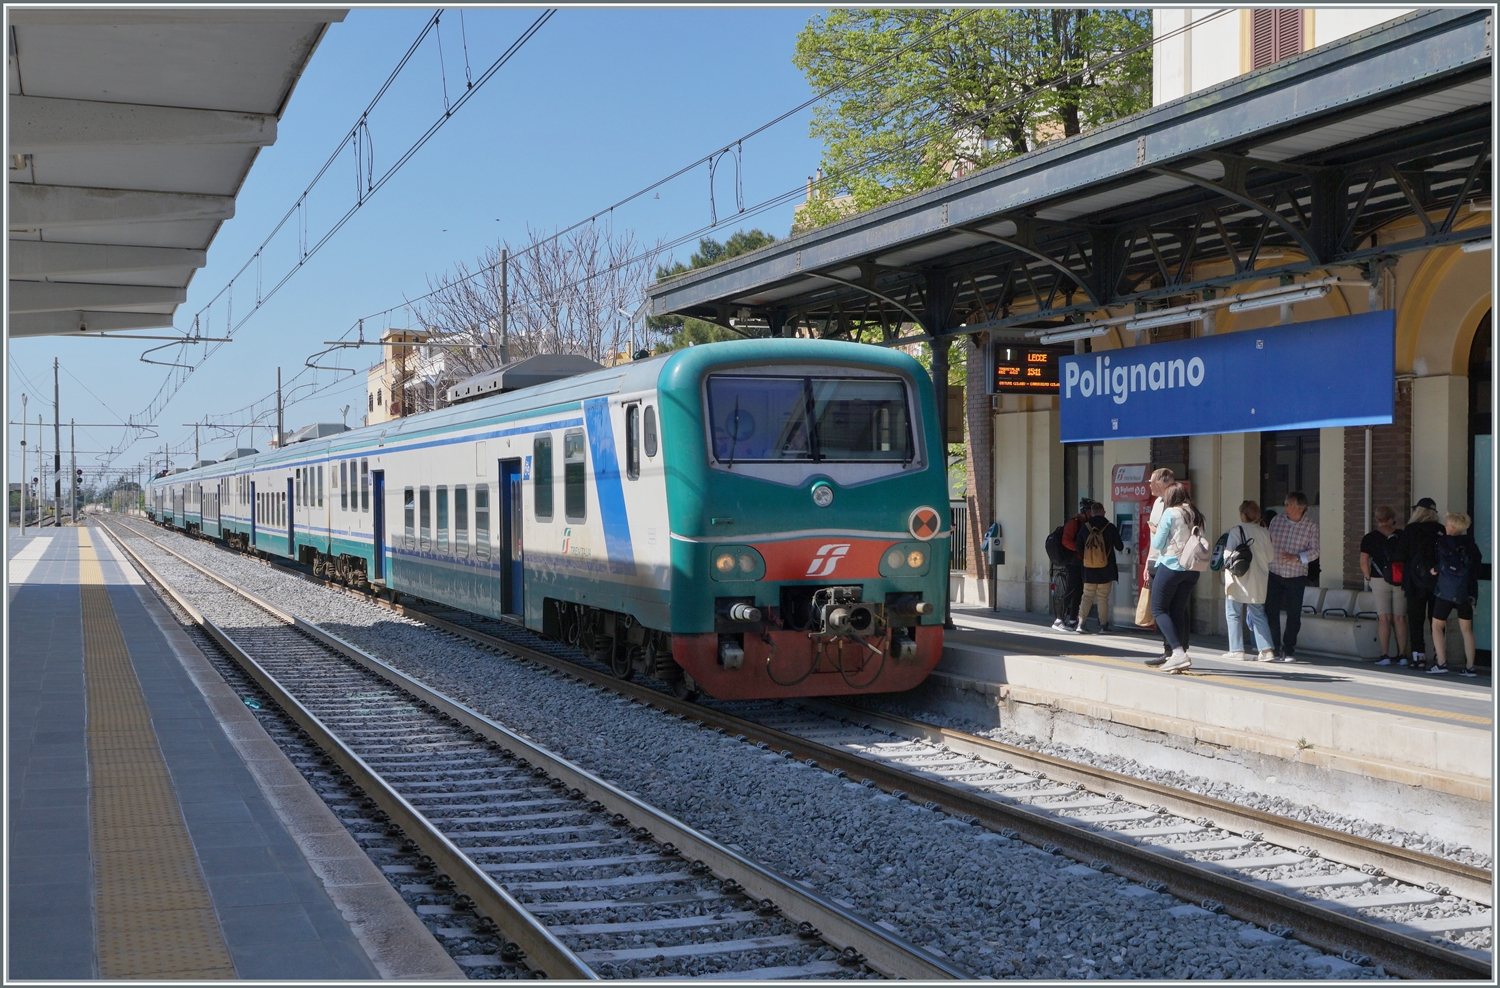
[318,465,324,508]
[419,487,431,551]
[361,459,370,512]
[341,461,349,510]
[644,405,658,458]
[564,430,587,522]
[295,469,302,506]
[455,485,468,554]
[625,405,640,481]
[404,487,416,549]
[534,435,554,521]
[436,486,450,554]
[474,485,490,559]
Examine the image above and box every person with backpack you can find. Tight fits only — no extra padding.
[1400,499,1445,669]
[1150,483,1208,673]
[1265,491,1318,662]
[1220,501,1276,661]
[1075,502,1124,634]
[1361,505,1409,666]
[1051,498,1093,631]
[1427,512,1483,677]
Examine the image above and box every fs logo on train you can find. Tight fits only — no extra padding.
[909,506,941,541]
[805,543,851,577]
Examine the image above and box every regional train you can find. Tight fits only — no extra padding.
[145,339,950,700]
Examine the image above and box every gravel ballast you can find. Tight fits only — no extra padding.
[104,520,1421,979]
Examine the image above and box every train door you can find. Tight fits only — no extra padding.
[250,481,257,546]
[500,459,523,616]
[372,471,386,582]
[286,477,295,554]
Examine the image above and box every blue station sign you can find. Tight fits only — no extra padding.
[1058,310,1395,443]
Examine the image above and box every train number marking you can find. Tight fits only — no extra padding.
[806,543,852,577]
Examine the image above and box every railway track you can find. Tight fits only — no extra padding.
[99,519,961,981]
[111,517,1493,980]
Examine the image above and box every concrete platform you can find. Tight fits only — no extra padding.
[922,605,1493,845]
[7,526,460,980]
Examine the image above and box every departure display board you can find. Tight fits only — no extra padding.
[990,343,1070,394]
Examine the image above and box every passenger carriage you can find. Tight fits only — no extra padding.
[146,339,949,700]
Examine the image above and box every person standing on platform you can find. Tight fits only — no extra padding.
[1142,467,1176,667]
[1428,512,1482,676]
[1053,497,1092,631]
[1361,505,1409,666]
[1151,483,1203,673]
[1076,502,1124,634]
[1222,501,1276,661]
[1399,499,1445,669]
[1265,491,1318,662]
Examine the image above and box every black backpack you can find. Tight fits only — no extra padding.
[1405,525,1441,592]
[1435,536,1476,603]
[1221,526,1254,578]
[1044,525,1070,565]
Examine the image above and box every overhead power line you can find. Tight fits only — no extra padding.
[129,10,1216,460]
[357,10,1219,349]
[98,8,557,470]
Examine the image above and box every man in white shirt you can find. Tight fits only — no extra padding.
[1142,467,1175,668]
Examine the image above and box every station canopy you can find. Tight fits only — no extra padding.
[7,8,347,338]
[648,9,1491,347]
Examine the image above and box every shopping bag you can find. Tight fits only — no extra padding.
[1134,586,1155,628]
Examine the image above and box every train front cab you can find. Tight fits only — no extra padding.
[657,341,951,700]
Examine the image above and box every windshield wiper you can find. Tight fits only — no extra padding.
[726,395,740,470]
[804,378,821,462]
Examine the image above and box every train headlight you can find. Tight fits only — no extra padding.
[710,545,765,581]
[810,482,834,508]
[879,542,932,577]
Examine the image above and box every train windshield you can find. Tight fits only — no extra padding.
[706,375,912,464]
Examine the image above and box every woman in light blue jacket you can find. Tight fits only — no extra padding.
[1150,483,1203,673]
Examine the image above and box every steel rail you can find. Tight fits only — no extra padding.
[97,521,595,980]
[800,701,1494,907]
[112,517,1494,980]
[101,518,966,981]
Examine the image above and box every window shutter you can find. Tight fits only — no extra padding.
[1275,9,1304,62]
[1251,9,1277,69]
[1251,8,1304,69]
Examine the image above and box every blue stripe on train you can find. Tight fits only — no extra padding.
[582,397,636,577]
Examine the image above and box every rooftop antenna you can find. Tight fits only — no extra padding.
[340,405,350,428]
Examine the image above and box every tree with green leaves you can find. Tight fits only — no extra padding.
[793,9,1152,227]
[650,229,777,351]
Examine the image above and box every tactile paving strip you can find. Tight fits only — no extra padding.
[79,530,237,979]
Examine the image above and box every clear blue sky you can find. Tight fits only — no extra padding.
[8,7,825,484]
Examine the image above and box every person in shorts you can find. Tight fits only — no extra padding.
[1360,505,1408,665]
[1428,512,1483,677]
